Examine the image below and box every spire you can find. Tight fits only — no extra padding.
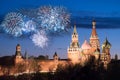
[104,37,109,45]
[91,20,97,37]
[90,20,100,49]
[53,52,58,57]
[73,25,77,35]
[92,20,96,28]
[53,52,58,60]
[105,37,108,43]
[71,24,79,48]
[24,50,28,60]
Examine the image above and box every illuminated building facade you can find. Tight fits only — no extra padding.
[101,38,111,68]
[14,20,111,73]
[68,20,99,64]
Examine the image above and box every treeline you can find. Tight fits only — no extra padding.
[0,59,120,80]
[0,56,14,66]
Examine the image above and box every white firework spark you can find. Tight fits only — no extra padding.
[37,6,70,32]
[1,12,24,37]
[31,30,48,48]
[22,20,37,33]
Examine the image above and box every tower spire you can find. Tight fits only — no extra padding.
[68,24,80,62]
[91,20,97,36]
[90,20,100,50]
[92,20,96,28]
[73,24,77,34]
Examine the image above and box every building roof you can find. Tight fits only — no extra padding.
[81,40,91,50]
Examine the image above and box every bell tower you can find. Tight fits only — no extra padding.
[90,20,100,50]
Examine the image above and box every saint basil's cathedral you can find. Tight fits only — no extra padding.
[67,20,111,68]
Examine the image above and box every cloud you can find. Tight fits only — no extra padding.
[71,16,120,29]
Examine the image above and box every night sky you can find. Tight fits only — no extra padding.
[0,0,120,59]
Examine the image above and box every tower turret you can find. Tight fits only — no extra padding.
[71,25,79,47]
[90,20,100,50]
[52,52,59,72]
[24,50,28,60]
[115,54,118,60]
[15,44,21,56]
[14,44,23,64]
[101,38,111,68]
[53,52,58,61]
[67,25,81,63]
[102,38,111,54]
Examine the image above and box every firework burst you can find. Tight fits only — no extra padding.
[0,6,71,48]
[22,20,37,34]
[1,12,24,37]
[37,6,70,32]
[31,30,48,48]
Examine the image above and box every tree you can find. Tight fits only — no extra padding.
[28,59,40,73]
[106,60,120,80]
[15,63,26,73]
[36,55,48,60]
[115,54,118,60]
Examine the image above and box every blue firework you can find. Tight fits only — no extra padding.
[22,20,37,34]
[37,6,70,33]
[1,12,24,37]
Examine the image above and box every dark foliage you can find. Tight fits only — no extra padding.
[0,56,14,66]
[0,60,120,80]
[106,60,120,80]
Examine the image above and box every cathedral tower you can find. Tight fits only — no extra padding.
[67,25,81,63]
[90,20,100,51]
[101,38,111,68]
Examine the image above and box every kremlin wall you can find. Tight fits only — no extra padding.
[0,20,111,76]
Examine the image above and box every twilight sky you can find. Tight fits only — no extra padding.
[0,0,120,59]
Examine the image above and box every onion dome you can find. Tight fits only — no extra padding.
[94,49,100,54]
[102,38,111,49]
[17,44,20,46]
[81,40,91,50]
